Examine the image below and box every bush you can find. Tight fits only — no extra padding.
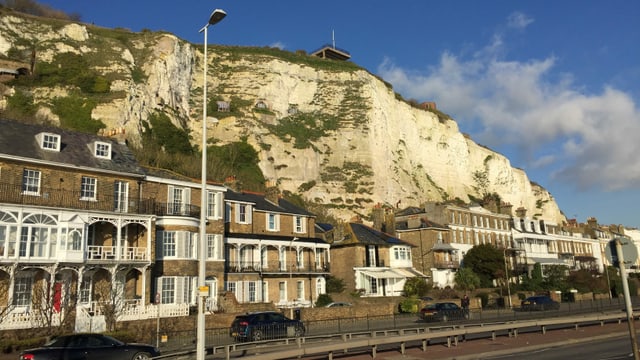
[315,294,333,307]
[398,297,420,313]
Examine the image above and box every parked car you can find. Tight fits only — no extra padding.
[419,302,469,322]
[18,333,160,360]
[230,311,305,342]
[325,302,352,307]
[520,295,560,311]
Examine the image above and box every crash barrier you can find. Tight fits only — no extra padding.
[222,312,635,360]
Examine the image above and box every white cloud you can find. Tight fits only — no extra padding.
[507,12,534,30]
[270,41,285,50]
[378,17,640,193]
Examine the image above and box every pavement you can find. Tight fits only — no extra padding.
[300,320,638,360]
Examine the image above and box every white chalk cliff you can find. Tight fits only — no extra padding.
[0,12,565,224]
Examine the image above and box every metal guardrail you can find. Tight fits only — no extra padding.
[231,312,634,360]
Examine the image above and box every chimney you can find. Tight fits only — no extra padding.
[499,202,513,216]
[264,180,279,204]
[372,203,384,231]
[515,206,527,218]
[587,217,598,229]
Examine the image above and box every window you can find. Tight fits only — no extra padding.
[168,186,191,215]
[206,234,223,260]
[158,231,194,259]
[22,169,41,195]
[41,133,60,151]
[158,277,195,304]
[160,277,175,304]
[248,282,256,302]
[294,216,306,233]
[162,232,176,257]
[206,191,222,219]
[235,203,251,224]
[13,275,32,306]
[296,281,304,300]
[79,277,91,303]
[94,141,111,159]
[80,176,97,200]
[113,181,129,212]
[266,213,280,231]
[369,277,378,295]
[279,282,286,302]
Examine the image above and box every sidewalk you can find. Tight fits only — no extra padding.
[305,320,637,360]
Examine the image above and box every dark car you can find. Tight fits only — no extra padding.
[520,295,560,311]
[230,311,305,342]
[19,333,160,360]
[419,302,469,322]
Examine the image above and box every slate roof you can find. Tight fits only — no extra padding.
[333,222,413,248]
[224,189,315,217]
[0,118,145,176]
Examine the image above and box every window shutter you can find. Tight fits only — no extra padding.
[175,278,184,303]
[215,192,223,218]
[247,206,252,223]
[184,188,191,207]
[243,281,250,302]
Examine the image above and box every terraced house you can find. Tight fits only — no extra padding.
[223,181,331,308]
[0,119,156,332]
[0,119,229,333]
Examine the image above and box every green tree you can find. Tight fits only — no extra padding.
[461,244,504,288]
[403,277,429,297]
[542,265,569,291]
[455,267,481,291]
[325,276,345,294]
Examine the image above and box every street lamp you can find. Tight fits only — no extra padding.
[197,8,226,360]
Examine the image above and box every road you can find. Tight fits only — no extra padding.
[483,336,635,360]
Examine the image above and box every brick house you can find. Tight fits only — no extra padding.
[330,222,425,297]
[223,181,330,308]
[0,119,156,332]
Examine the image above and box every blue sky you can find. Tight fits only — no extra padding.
[37,1,640,228]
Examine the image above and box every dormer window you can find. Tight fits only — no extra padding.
[94,141,111,159]
[38,132,61,151]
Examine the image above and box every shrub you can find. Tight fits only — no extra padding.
[315,294,333,307]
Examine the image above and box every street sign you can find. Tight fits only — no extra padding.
[198,285,209,296]
[605,238,638,266]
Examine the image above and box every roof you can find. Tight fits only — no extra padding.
[334,222,413,247]
[0,118,145,176]
[224,189,315,217]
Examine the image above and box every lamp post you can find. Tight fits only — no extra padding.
[197,9,226,360]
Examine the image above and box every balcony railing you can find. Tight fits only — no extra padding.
[226,260,330,274]
[0,182,156,215]
[87,245,149,261]
[153,202,200,218]
[0,182,202,218]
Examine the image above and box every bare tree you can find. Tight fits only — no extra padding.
[94,279,125,332]
[30,278,77,335]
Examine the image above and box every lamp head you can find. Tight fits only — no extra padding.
[208,9,227,26]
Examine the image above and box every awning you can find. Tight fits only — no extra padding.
[432,242,456,251]
[361,269,403,279]
[527,257,566,265]
[361,268,426,280]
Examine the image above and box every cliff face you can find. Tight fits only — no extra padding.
[0,11,565,224]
